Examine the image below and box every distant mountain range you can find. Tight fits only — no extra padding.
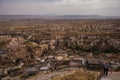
[0,15,120,19]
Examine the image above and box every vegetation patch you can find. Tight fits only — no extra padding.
[53,71,100,80]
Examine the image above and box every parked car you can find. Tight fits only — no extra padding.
[23,67,39,78]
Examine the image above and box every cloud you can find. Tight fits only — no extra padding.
[0,0,62,3]
[61,0,100,3]
[0,0,120,16]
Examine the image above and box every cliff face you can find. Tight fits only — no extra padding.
[0,19,120,67]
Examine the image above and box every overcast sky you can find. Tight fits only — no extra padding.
[0,0,120,16]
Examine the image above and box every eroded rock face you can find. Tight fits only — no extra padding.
[51,35,120,52]
[7,37,25,48]
[0,19,120,68]
[40,44,49,54]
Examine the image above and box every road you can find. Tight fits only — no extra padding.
[101,72,120,80]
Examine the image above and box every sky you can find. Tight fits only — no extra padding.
[0,0,120,16]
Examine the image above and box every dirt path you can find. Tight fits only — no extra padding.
[101,72,120,80]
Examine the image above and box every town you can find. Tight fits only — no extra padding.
[0,19,120,80]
